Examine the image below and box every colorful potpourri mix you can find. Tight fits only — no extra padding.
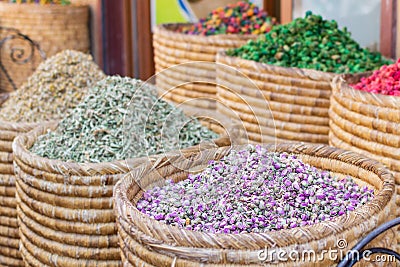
[352,58,400,96]
[138,145,374,234]
[178,1,276,35]
[11,0,70,4]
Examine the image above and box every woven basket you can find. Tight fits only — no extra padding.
[216,51,370,144]
[153,23,259,111]
[13,121,230,267]
[0,3,89,92]
[0,119,41,267]
[162,100,246,145]
[329,76,400,251]
[114,143,395,266]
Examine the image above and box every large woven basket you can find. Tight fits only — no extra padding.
[114,143,395,266]
[153,23,259,111]
[0,3,89,92]
[216,52,370,144]
[329,76,400,251]
[0,118,42,267]
[13,122,230,267]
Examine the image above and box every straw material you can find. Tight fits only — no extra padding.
[15,181,115,223]
[0,216,17,228]
[329,75,400,251]
[19,243,45,267]
[13,121,230,266]
[114,143,395,266]
[154,57,216,81]
[0,247,23,267]
[153,23,259,110]
[216,52,370,145]
[0,3,89,92]
[0,235,18,249]
[217,93,329,125]
[216,105,327,145]
[0,225,18,239]
[0,245,20,260]
[16,194,116,236]
[157,85,217,110]
[156,73,216,96]
[17,207,118,248]
[18,218,120,260]
[153,99,245,146]
[0,117,41,266]
[19,230,121,267]
[217,90,330,137]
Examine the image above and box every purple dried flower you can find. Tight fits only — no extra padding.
[284,179,292,187]
[137,145,374,234]
[292,181,300,190]
[316,192,325,200]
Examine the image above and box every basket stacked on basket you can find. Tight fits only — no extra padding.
[0,50,104,266]
[153,1,277,111]
[217,52,342,144]
[114,143,396,266]
[153,23,258,111]
[13,123,127,266]
[329,76,400,251]
[216,12,391,145]
[10,74,229,266]
[0,2,90,92]
[13,122,230,266]
[0,122,37,267]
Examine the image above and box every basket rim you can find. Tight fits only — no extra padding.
[0,119,43,133]
[0,2,89,10]
[157,23,262,39]
[114,143,395,249]
[154,23,260,47]
[217,51,373,81]
[12,122,230,176]
[332,76,400,109]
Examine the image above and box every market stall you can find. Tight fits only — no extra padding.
[0,1,397,266]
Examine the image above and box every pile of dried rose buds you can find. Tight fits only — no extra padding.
[137,145,374,234]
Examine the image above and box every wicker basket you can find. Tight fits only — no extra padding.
[114,143,395,266]
[0,3,89,92]
[164,100,247,145]
[216,51,371,144]
[0,118,42,267]
[153,23,259,111]
[13,122,230,267]
[329,76,400,251]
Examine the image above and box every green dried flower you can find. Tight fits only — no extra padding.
[30,76,218,163]
[228,11,392,73]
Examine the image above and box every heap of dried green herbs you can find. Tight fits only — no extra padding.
[228,11,391,73]
[0,50,104,123]
[30,76,218,163]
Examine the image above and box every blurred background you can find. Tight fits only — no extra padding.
[0,0,397,91]
[98,0,396,80]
